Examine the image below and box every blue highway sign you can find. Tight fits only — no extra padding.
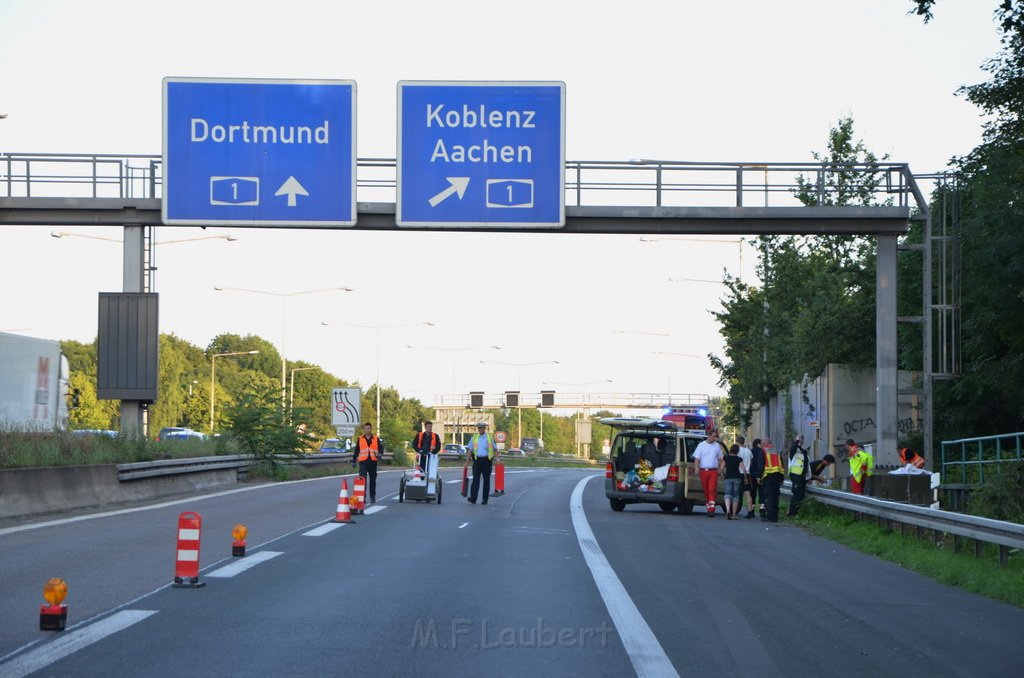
[397,81,565,228]
[163,77,356,226]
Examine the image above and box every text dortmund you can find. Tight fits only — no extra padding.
[190,118,330,144]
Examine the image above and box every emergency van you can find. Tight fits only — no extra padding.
[603,417,723,514]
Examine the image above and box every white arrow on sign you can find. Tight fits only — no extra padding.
[275,176,309,207]
[428,177,470,207]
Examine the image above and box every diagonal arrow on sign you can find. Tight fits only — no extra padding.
[428,177,470,207]
[275,176,309,206]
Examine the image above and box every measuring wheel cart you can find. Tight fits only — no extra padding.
[398,453,443,504]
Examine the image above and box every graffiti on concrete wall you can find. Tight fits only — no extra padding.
[836,415,922,444]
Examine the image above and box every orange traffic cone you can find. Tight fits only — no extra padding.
[333,479,353,523]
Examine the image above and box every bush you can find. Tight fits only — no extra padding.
[969,461,1024,523]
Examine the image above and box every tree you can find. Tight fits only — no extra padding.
[909,1,1024,436]
[711,116,884,431]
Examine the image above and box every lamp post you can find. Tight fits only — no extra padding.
[614,329,674,399]
[210,350,258,434]
[51,231,239,292]
[407,344,502,443]
[215,286,354,400]
[289,366,318,416]
[322,321,434,434]
[479,359,560,447]
[542,380,614,457]
[640,235,745,280]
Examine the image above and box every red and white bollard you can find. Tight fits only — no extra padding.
[352,475,367,514]
[172,511,205,588]
[333,479,354,523]
[490,459,505,497]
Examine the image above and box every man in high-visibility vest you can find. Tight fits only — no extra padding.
[464,422,497,504]
[357,422,384,503]
[847,438,874,495]
[760,446,786,523]
[411,421,442,475]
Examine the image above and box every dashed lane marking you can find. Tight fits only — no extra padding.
[206,550,282,577]
[0,609,157,678]
[303,523,348,536]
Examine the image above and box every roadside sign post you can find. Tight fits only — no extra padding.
[163,77,356,226]
[397,81,565,228]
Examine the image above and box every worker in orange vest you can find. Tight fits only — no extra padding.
[411,421,442,474]
[356,422,383,503]
[899,447,926,469]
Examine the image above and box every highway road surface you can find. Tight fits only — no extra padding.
[1,467,1021,677]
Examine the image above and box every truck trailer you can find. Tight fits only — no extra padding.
[0,332,70,432]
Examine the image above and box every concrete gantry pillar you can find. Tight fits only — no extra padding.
[876,234,898,464]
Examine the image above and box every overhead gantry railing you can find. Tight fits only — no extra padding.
[0,153,924,234]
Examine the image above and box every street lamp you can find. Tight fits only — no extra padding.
[289,366,318,415]
[322,321,434,433]
[479,359,560,447]
[542,380,614,458]
[640,236,745,279]
[406,344,503,401]
[50,231,238,245]
[210,350,258,434]
[215,286,354,399]
[407,344,502,443]
[614,329,673,398]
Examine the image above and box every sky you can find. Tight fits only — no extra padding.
[0,0,1003,412]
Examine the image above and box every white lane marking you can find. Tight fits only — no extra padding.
[303,522,348,536]
[1,609,157,678]
[458,522,469,529]
[206,550,282,577]
[570,475,679,678]
[363,505,387,515]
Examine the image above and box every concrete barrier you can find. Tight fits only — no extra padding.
[0,464,239,521]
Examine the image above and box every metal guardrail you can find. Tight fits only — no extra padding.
[116,452,394,480]
[116,455,250,481]
[805,484,1024,564]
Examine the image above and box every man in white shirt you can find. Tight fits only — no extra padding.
[692,428,724,517]
[736,435,754,518]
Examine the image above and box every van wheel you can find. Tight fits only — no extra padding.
[658,502,676,513]
[609,498,626,512]
[678,499,694,515]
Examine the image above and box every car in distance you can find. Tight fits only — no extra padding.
[156,426,207,441]
[442,443,467,458]
[521,437,544,453]
[320,438,345,454]
[161,428,207,442]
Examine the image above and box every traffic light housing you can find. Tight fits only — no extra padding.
[540,390,555,407]
[504,391,520,408]
[469,391,484,408]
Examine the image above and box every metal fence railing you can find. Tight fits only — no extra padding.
[940,432,1024,485]
[1,152,928,212]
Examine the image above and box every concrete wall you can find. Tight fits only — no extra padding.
[0,464,238,521]
[748,363,923,467]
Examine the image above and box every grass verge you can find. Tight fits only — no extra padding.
[788,498,1024,608]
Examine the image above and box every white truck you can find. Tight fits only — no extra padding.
[0,332,71,432]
